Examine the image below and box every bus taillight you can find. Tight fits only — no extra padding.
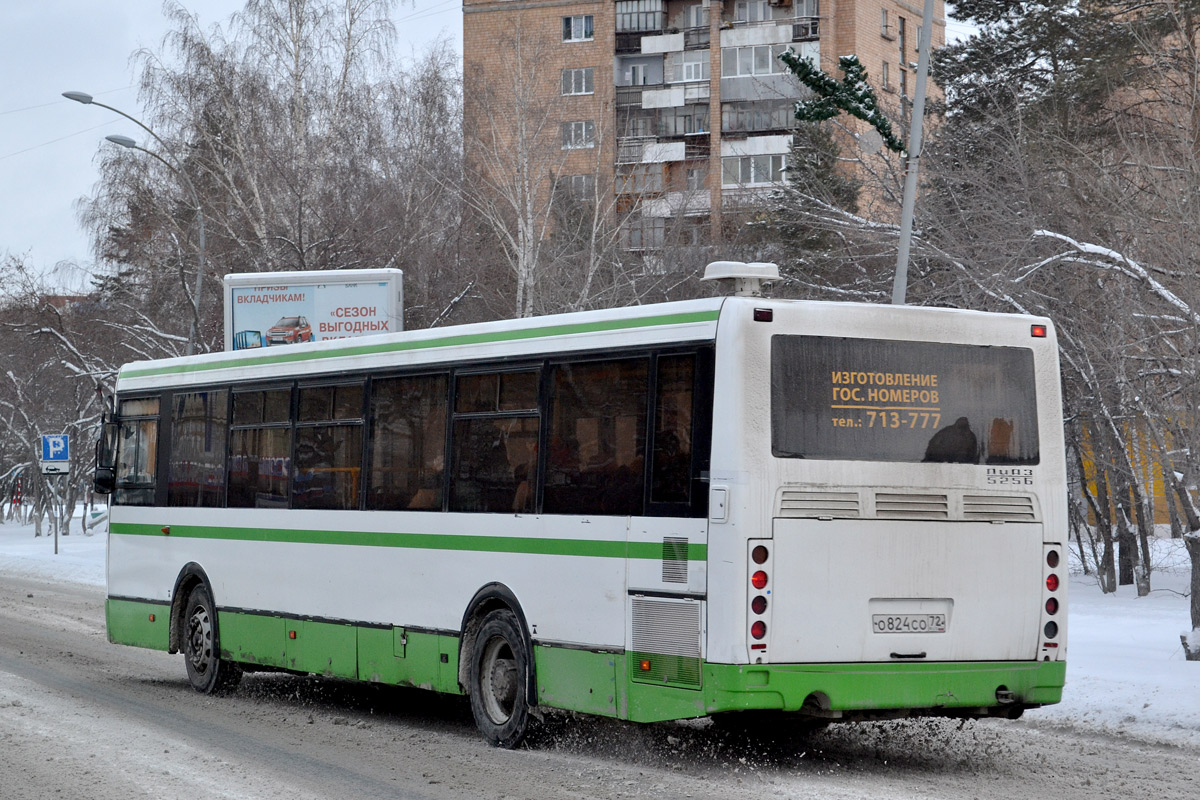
[1046,550,1060,568]
[751,595,768,614]
[1045,597,1058,615]
[1046,574,1059,592]
[751,570,768,590]
[751,545,769,564]
[751,621,767,640]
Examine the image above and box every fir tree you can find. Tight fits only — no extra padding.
[779,52,905,153]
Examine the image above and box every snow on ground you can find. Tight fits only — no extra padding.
[0,509,1197,748]
[1028,538,1200,747]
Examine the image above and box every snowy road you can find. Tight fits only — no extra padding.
[0,572,1196,799]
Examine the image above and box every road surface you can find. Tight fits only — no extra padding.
[0,574,1194,799]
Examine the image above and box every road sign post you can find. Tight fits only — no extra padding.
[39,435,70,554]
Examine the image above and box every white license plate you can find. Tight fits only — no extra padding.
[872,613,946,634]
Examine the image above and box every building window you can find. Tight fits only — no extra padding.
[734,0,770,23]
[916,24,922,51]
[624,217,666,249]
[900,68,908,98]
[881,9,893,38]
[687,3,709,28]
[563,15,594,42]
[721,45,788,77]
[558,174,596,200]
[899,16,907,58]
[686,165,707,191]
[562,67,595,95]
[721,154,786,186]
[680,50,709,82]
[618,165,664,194]
[721,100,793,133]
[616,0,664,33]
[882,61,891,91]
[660,104,709,136]
[562,120,596,149]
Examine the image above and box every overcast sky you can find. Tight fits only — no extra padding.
[0,0,461,291]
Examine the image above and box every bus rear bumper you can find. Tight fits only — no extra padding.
[703,659,1065,718]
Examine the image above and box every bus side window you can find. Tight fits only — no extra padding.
[651,355,695,505]
[544,358,649,516]
[114,397,160,506]
[449,369,540,514]
[228,389,292,509]
[294,383,364,511]
[368,374,448,511]
[167,390,229,508]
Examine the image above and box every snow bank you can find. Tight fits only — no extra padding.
[0,511,105,587]
[1026,538,1200,747]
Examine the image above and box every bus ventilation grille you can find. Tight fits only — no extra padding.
[875,492,950,519]
[662,537,689,583]
[778,490,861,518]
[630,596,702,689]
[963,495,1037,521]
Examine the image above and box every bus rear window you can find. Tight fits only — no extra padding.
[771,336,1039,464]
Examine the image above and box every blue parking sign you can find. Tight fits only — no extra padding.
[41,435,69,462]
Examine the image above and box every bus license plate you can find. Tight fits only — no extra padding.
[872,614,946,634]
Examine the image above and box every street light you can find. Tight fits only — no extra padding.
[65,91,207,356]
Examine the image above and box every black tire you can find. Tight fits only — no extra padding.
[468,609,532,748]
[182,584,242,695]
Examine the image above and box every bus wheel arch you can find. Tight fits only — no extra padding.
[168,563,211,655]
[459,584,537,748]
[170,565,242,695]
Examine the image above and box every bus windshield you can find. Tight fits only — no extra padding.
[771,335,1040,464]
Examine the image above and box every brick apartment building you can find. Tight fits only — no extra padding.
[462,0,945,250]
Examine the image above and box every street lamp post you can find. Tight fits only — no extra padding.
[64,91,207,356]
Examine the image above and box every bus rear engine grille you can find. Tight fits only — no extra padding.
[778,490,861,519]
[963,494,1037,521]
[874,492,950,519]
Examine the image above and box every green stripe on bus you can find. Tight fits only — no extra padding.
[108,522,707,561]
[119,310,721,379]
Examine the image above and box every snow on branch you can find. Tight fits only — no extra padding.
[1031,230,1200,324]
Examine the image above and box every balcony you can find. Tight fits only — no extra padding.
[617,136,655,164]
[683,26,711,50]
[721,15,821,46]
[792,17,819,41]
[616,32,645,54]
[616,86,646,107]
[684,136,711,160]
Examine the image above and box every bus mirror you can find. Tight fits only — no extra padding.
[94,422,117,495]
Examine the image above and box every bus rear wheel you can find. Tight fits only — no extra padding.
[468,609,531,748]
[182,584,242,695]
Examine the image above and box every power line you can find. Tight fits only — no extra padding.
[0,121,116,163]
[0,86,132,117]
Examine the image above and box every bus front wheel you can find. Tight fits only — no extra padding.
[182,584,242,695]
[468,609,531,748]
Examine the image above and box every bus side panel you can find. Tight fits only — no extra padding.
[534,646,621,718]
[105,597,170,651]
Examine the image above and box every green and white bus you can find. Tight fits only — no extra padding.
[96,264,1066,747]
